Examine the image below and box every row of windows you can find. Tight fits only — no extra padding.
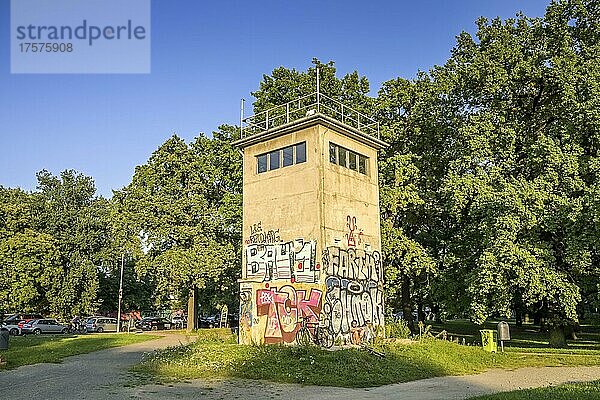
[257,142,306,173]
[329,142,368,175]
[256,141,369,175]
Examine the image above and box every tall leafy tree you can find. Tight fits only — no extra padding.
[378,0,600,338]
[0,170,111,318]
[116,127,242,322]
[31,170,110,317]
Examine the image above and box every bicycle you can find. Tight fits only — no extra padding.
[295,316,334,348]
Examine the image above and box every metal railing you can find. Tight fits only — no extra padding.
[240,92,379,139]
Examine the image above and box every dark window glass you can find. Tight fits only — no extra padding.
[257,154,267,173]
[329,143,337,164]
[358,155,367,174]
[296,142,306,163]
[339,148,347,168]
[283,146,294,167]
[269,150,280,170]
[349,151,357,170]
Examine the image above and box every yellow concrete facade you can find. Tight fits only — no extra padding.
[235,115,386,345]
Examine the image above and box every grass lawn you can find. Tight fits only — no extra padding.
[133,329,600,388]
[470,380,600,400]
[0,333,159,370]
[428,319,600,351]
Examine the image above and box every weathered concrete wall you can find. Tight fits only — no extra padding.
[238,121,384,345]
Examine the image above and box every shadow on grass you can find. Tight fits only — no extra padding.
[135,329,525,388]
[227,344,451,388]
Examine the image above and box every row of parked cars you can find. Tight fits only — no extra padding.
[0,313,176,336]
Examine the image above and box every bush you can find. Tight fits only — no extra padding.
[385,318,411,339]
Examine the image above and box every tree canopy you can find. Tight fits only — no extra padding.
[114,127,242,312]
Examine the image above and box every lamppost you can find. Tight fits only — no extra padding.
[116,253,125,332]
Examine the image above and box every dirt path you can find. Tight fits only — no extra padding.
[128,366,600,400]
[0,332,194,400]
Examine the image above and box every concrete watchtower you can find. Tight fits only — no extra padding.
[234,79,388,345]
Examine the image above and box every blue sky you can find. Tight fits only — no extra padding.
[0,0,550,197]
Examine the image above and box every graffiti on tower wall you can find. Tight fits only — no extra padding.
[239,284,253,344]
[345,215,363,247]
[255,285,323,344]
[245,239,320,283]
[239,216,384,345]
[321,246,384,339]
[245,221,281,245]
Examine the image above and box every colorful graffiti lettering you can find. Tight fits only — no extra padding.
[255,286,323,344]
[245,240,319,283]
[321,246,384,339]
[239,287,253,344]
[345,215,363,247]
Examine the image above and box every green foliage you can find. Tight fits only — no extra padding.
[385,318,412,339]
[116,127,242,310]
[0,170,112,318]
[377,0,600,325]
[0,229,61,313]
[252,58,374,116]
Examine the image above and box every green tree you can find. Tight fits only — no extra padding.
[0,229,62,314]
[252,58,374,116]
[31,170,110,317]
[116,127,242,323]
[378,0,600,339]
[0,170,110,318]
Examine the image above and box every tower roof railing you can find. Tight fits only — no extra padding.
[240,92,379,139]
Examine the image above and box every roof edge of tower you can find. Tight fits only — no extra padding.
[233,113,389,150]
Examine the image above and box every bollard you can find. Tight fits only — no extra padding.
[0,330,9,350]
[497,321,511,352]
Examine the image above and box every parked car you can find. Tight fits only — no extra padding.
[85,316,118,333]
[21,319,69,335]
[135,317,171,331]
[170,315,186,329]
[4,313,44,330]
[228,312,239,328]
[0,321,21,336]
[198,315,218,329]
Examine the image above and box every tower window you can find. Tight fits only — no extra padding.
[283,146,294,167]
[269,150,280,170]
[256,141,307,174]
[349,151,357,170]
[257,154,267,173]
[358,155,367,174]
[339,147,347,168]
[329,143,337,163]
[329,142,369,175]
[296,142,306,164]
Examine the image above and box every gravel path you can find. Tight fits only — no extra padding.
[2,336,600,399]
[0,332,194,400]
[129,366,600,400]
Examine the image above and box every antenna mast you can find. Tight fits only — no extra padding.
[240,98,245,138]
[316,66,320,113]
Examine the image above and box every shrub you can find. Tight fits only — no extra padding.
[385,318,411,339]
